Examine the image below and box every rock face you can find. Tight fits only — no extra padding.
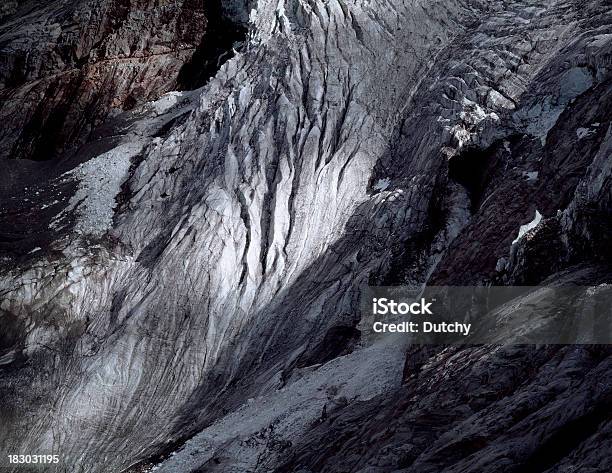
[0,0,611,472]
[0,0,211,162]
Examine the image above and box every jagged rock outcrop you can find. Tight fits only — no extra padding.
[0,0,211,162]
[0,0,610,472]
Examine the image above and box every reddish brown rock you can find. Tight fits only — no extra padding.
[0,0,207,161]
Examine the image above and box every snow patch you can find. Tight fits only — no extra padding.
[373,177,391,192]
[576,123,599,140]
[148,91,186,115]
[58,142,143,236]
[512,210,542,245]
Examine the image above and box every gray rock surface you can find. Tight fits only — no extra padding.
[0,0,610,472]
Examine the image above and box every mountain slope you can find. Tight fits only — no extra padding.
[0,0,610,472]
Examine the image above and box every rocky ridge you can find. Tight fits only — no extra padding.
[0,0,231,162]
